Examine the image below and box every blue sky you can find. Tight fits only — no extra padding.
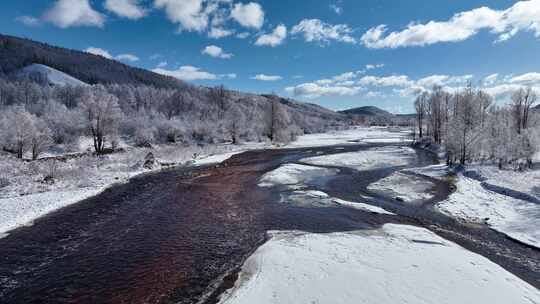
[2,0,540,113]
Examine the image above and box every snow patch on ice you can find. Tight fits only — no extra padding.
[219,224,540,304]
[301,146,416,171]
[288,127,411,148]
[437,173,540,248]
[285,190,395,215]
[258,164,338,188]
[368,171,436,203]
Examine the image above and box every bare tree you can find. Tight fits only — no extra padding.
[0,105,35,158]
[79,86,122,154]
[414,91,429,138]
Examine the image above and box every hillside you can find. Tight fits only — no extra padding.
[0,34,184,89]
[17,64,88,87]
[339,106,392,117]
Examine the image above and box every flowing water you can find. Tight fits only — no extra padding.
[0,143,538,304]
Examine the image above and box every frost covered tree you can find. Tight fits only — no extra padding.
[78,86,122,154]
[511,87,537,134]
[30,118,53,160]
[0,105,37,158]
[414,91,429,138]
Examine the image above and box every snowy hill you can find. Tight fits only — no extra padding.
[17,64,88,87]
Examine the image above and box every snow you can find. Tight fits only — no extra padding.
[0,142,266,235]
[288,127,411,148]
[437,173,540,248]
[219,224,540,304]
[468,165,540,203]
[403,163,449,179]
[18,64,88,87]
[301,146,416,171]
[0,189,102,236]
[285,190,395,215]
[258,164,338,188]
[367,171,436,203]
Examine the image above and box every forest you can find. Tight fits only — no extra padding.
[0,76,346,161]
[414,85,540,169]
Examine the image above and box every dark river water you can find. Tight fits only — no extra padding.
[0,143,538,303]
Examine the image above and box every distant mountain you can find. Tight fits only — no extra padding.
[339,106,392,117]
[534,104,540,111]
[17,64,88,87]
[0,34,184,89]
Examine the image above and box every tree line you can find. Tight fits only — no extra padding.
[414,85,539,169]
[0,77,345,160]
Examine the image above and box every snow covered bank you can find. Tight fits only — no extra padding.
[437,173,540,248]
[258,164,338,188]
[0,142,261,235]
[468,165,540,204]
[285,190,395,215]
[288,127,411,148]
[219,224,540,304]
[301,146,416,171]
[367,171,436,204]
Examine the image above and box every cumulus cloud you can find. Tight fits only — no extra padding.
[366,64,384,70]
[255,24,287,47]
[44,0,105,28]
[359,75,413,87]
[483,73,499,85]
[361,0,540,48]
[509,72,540,85]
[202,45,233,59]
[230,2,264,29]
[16,16,40,27]
[154,0,209,32]
[85,47,113,59]
[153,65,217,81]
[105,0,147,20]
[251,74,283,81]
[208,27,234,38]
[291,19,356,44]
[116,53,140,62]
[236,32,250,39]
[85,47,140,62]
[286,82,363,98]
[329,3,343,15]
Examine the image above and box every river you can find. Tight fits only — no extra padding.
[0,143,538,303]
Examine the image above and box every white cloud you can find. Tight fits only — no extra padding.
[154,0,208,32]
[255,24,287,47]
[157,61,168,68]
[116,53,140,62]
[286,82,363,98]
[361,0,540,49]
[291,19,356,44]
[509,72,540,85]
[153,65,217,81]
[16,16,40,27]
[236,32,250,39]
[329,3,343,15]
[483,73,499,85]
[230,2,264,29]
[105,0,147,20]
[44,0,105,28]
[202,45,233,59]
[85,47,140,62]
[85,47,113,59]
[208,27,234,38]
[366,64,384,70]
[359,75,413,87]
[220,73,237,79]
[251,74,283,81]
